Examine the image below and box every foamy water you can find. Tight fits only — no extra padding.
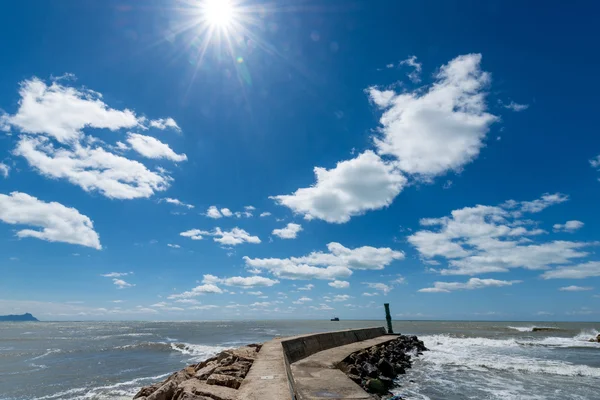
[1,321,599,400]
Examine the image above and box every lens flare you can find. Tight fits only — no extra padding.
[201,0,236,28]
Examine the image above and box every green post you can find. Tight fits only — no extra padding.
[384,303,393,334]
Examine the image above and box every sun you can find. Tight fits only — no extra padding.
[201,0,237,28]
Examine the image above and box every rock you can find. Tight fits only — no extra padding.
[195,361,219,380]
[146,381,177,400]
[213,362,252,378]
[207,373,243,390]
[366,378,388,395]
[378,375,394,389]
[589,334,600,343]
[377,359,395,378]
[134,383,161,399]
[361,362,379,378]
[222,346,259,362]
[348,365,360,376]
[175,393,211,400]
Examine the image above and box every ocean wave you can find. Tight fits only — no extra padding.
[31,373,170,400]
[29,348,61,361]
[421,334,600,378]
[169,342,227,361]
[507,326,562,332]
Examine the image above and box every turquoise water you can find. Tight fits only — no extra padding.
[1,320,599,399]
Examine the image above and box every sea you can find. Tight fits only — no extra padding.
[0,320,599,400]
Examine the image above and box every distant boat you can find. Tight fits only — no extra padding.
[330,317,340,321]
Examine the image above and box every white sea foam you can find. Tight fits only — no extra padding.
[29,348,61,361]
[169,342,227,361]
[507,326,561,332]
[421,334,600,378]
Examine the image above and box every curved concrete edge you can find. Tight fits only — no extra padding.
[237,327,387,400]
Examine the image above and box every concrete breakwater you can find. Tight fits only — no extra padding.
[133,327,425,400]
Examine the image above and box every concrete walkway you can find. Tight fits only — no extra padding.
[291,335,397,400]
[236,338,290,400]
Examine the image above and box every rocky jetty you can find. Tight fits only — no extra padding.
[339,335,427,399]
[134,344,261,400]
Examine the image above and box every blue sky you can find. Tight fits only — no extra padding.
[1,0,599,321]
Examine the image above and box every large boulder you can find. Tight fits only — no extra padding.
[206,373,243,390]
[377,359,395,378]
[361,362,379,378]
[194,361,219,380]
[588,334,600,343]
[146,381,177,400]
[366,378,388,395]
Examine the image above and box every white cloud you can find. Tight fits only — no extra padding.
[221,208,233,217]
[149,118,180,131]
[0,163,10,178]
[590,155,600,169]
[126,133,187,162]
[189,305,219,310]
[298,284,314,291]
[243,242,403,280]
[183,227,260,246]
[245,205,256,211]
[206,206,222,219]
[519,193,569,213]
[332,294,351,302]
[202,274,279,288]
[167,284,223,299]
[541,261,600,279]
[260,212,271,217]
[162,198,194,209]
[559,286,593,292]
[250,302,271,308]
[112,300,124,303]
[363,282,393,295]
[536,311,554,316]
[292,296,312,304]
[247,291,263,296]
[112,279,135,289]
[101,272,130,278]
[309,303,334,311]
[553,220,584,233]
[180,229,204,240]
[235,211,253,218]
[271,151,406,223]
[502,101,529,112]
[328,280,350,289]
[272,223,303,239]
[14,136,171,200]
[408,194,592,276]
[174,299,199,304]
[167,244,181,249]
[362,292,378,297]
[419,278,521,293]
[151,302,168,308]
[0,77,140,143]
[399,55,422,83]
[0,191,101,249]
[369,53,497,177]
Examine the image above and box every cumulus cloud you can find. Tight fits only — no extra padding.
[272,223,303,239]
[369,54,497,177]
[243,242,403,280]
[408,193,592,275]
[168,284,224,299]
[180,229,204,240]
[271,151,406,223]
[112,279,135,289]
[553,220,584,233]
[221,208,233,217]
[332,294,351,302]
[590,155,600,169]
[328,280,350,289]
[149,118,180,131]
[260,212,271,217]
[126,133,187,162]
[2,77,181,200]
[202,274,279,287]
[541,261,600,279]
[419,278,521,293]
[162,198,194,209]
[363,282,393,295]
[0,191,101,249]
[0,77,140,143]
[298,284,314,291]
[167,244,181,249]
[184,227,261,246]
[14,136,172,200]
[0,163,10,178]
[206,206,223,219]
[559,286,593,292]
[292,296,312,304]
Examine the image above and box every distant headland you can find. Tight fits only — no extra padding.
[0,313,39,322]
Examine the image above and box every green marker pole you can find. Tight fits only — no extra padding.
[384,303,393,334]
